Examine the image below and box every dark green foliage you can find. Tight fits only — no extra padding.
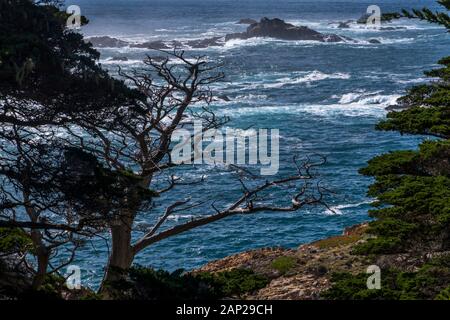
[107,267,269,300]
[0,0,146,290]
[59,147,158,222]
[23,274,65,300]
[271,256,297,274]
[436,286,450,300]
[197,269,269,297]
[335,1,450,301]
[378,55,450,138]
[0,0,141,125]
[359,150,419,176]
[377,106,450,138]
[352,217,419,254]
[324,255,450,300]
[360,140,450,178]
[358,5,450,254]
[352,237,404,255]
[354,174,450,254]
[108,267,219,300]
[0,227,31,254]
[402,1,450,29]
[323,272,406,300]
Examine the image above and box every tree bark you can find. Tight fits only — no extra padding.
[31,237,49,289]
[100,219,135,294]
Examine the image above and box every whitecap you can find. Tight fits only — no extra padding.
[100,58,144,65]
[325,200,373,215]
[217,93,401,118]
[239,70,351,89]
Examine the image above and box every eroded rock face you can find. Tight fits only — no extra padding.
[225,18,346,42]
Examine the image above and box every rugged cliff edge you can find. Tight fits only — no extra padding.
[194,223,370,299]
[194,221,450,300]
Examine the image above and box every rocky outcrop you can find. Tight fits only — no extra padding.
[87,36,128,48]
[357,12,402,24]
[337,20,353,29]
[87,37,223,50]
[196,220,450,300]
[131,40,172,49]
[87,18,350,51]
[225,18,346,42]
[185,37,224,48]
[195,223,370,300]
[110,56,129,61]
[237,18,258,25]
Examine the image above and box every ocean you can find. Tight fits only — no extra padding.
[65,0,449,287]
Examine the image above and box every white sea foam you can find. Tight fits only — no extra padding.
[264,71,351,88]
[220,37,345,51]
[230,70,351,89]
[325,200,372,215]
[217,92,400,118]
[100,58,144,65]
[167,214,196,221]
[337,90,384,104]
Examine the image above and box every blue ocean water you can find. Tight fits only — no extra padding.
[66,0,449,287]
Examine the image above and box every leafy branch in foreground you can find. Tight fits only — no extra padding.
[401,0,450,30]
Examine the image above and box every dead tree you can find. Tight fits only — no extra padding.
[63,50,330,289]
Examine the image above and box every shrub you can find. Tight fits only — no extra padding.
[271,256,297,274]
[108,266,269,300]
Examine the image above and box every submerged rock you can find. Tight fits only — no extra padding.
[131,40,171,49]
[217,94,231,102]
[337,20,353,29]
[110,56,129,61]
[368,38,382,44]
[186,37,224,48]
[225,17,347,42]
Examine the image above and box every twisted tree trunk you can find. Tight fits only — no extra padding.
[31,231,50,289]
[100,214,135,295]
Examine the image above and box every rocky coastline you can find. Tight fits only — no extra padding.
[86,17,350,50]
